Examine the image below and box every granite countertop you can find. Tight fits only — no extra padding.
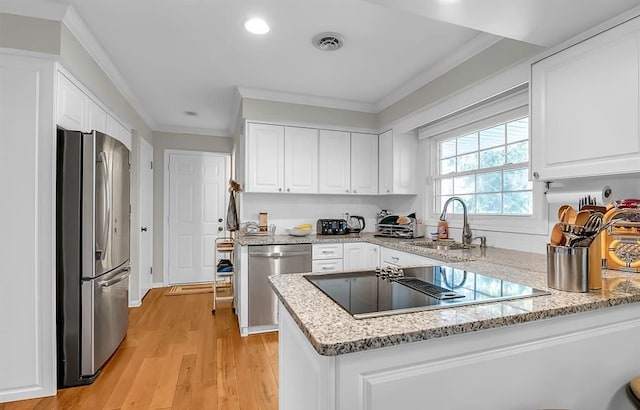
[267,242,640,356]
[235,232,486,263]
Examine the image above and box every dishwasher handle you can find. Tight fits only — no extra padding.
[250,251,310,258]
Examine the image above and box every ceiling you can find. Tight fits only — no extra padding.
[3,0,640,136]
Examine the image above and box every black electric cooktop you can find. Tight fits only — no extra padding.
[304,266,549,319]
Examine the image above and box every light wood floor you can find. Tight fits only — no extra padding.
[1,289,278,410]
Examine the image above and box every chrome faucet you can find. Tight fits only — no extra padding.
[439,196,473,246]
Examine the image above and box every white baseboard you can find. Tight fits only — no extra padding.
[152,282,165,289]
[128,299,141,308]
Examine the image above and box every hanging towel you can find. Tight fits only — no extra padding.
[226,190,239,231]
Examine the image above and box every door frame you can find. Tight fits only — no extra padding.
[162,149,230,286]
[138,137,153,300]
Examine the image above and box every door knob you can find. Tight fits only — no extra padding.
[141,227,148,232]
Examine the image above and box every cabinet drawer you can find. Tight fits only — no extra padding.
[410,254,441,266]
[312,243,344,260]
[312,259,343,273]
[380,247,412,266]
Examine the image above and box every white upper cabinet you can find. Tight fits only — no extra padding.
[318,129,351,194]
[246,123,319,193]
[106,114,132,150]
[57,72,131,149]
[350,132,378,195]
[530,16,640,181]
[57,73,85,131]
[86,97,107,134]
[284,126,318,193]
[246,123,285,192]
[378,130,417,195]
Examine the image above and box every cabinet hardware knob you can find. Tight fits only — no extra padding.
[345,189,349,193]
[141,227,148,232]
[533,172,539,180]
[353,190,357,193]
[278,188,282,192]
[286,188,290,192]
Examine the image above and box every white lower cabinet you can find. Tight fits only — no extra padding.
[343,243,379,270]
[312,243,344,273]
[380,247,413,267]
[380,246,440,267]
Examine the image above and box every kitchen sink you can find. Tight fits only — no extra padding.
[410,241,474,250]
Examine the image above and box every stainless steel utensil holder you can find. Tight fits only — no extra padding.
[547,245,589,292]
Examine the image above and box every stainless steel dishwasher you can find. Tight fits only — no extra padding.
[248,244,312,329]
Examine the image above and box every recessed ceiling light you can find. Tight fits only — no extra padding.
[244,18,269,35]
[185,110,198,116]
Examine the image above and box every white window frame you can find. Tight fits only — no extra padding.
[419,90,547,236]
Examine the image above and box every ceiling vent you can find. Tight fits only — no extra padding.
[312,32,344,51]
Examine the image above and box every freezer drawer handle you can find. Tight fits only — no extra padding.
[99,269,130,288]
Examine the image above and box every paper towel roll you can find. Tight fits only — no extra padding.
[545,186,613,206]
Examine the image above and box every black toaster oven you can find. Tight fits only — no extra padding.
[316,219,348,235]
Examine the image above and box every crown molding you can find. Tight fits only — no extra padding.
[374,32,502,112]
[236,86,378,113]
[154,124,230,138]
[62,6,157,130]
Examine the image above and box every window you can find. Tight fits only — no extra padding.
[435,117,532,215]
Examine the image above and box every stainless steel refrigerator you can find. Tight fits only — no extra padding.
[56,128,130,387]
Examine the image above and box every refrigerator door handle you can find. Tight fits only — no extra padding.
[99,268,130,288]
[97,151,111,261]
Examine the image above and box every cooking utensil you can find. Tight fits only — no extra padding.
[550,223,566,246]
[573,210,590,227]
[558,204,573,221]
[564,206,577,224]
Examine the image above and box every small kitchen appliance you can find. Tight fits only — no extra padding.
[346,214,366,233]
[317,219,349,235]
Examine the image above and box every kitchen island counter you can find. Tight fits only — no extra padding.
[269,249,640,355]
[271,249,640,409]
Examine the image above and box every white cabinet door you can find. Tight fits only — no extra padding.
[530,16,640,181]
[380,247,413,267]
[284,126,318,193]
[318,129,351,194]
[57,73,84,131]
[378,130,417,195]
[350,132,378,195]
[393,132,417,194]
[343,243,379,270]
[378,130,393,194]
[247,123,285,192]
[85,97,107,133]
[106,114,132,150]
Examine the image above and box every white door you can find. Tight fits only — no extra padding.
[318,129,351,194]
[350,132,378,195]
[284,126,318,193]
[168,152,228,284]
[139,138,153,299]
